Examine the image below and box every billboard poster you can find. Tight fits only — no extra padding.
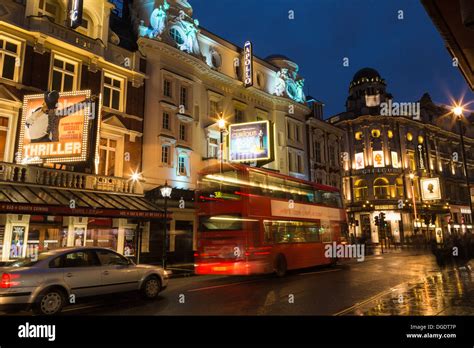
[420,177,441,201]
[373,150,385,168]
[391,151,399,168]
[355,152,365,169]
[229,120,271,162]
[17,90,94,164]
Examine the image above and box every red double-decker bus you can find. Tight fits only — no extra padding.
[195,163,347,276]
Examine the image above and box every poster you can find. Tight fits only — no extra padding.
[229,120,271,162]
[355,152,364,169]
[373,150,385,168]
[420,177,441,201]
[18,90,93,164]
[391,151,399,168]
[10,226,25,259]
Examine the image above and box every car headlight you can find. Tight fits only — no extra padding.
[163,270,171,278]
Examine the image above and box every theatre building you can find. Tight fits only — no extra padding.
[329,68,474,245]
[131,0,312,262]
[0,0,164,262]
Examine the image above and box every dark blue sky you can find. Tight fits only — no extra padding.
[191,0,473,118]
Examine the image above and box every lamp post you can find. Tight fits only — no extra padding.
[218,115,226,174]
[453,105,473,221]
[160,181,172,269]
[409,173,418,235]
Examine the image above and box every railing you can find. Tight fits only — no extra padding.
[0,162,141,194]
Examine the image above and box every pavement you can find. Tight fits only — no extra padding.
[2,248,473,316]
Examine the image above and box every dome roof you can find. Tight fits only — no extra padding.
[352,67,381,82]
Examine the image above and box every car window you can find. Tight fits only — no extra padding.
[96,250,129,266]
[62,251,99,268]
[8,251,57,268]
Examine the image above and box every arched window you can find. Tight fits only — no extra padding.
[170,27,185,45]
[354,179,368,201]
[373,177,390,199]
[37,0,62,24]
[76,13,94,38]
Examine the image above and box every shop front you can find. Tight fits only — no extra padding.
[0,182,168,262]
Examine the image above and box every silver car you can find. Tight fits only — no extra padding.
[0,247,169,315]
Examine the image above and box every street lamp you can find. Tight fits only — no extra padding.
[160,180,172,269]
[218,115,226,174]
[452,104,473,220]
[409,173,418,234]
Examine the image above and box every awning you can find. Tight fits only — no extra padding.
[0,182,169,219]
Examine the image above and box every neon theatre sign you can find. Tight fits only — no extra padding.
[243,41,253,88]
[67,0,83,29]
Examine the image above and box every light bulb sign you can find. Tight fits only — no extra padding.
[243,41,253,87]
[17,90,96,164]
[229,120,272,162]
[67,0,84,29]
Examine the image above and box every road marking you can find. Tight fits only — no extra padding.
[188,278,269,292]
[61,304,102,312]
[298,269,342,276]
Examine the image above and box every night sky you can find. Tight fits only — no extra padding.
[191,0,474,118]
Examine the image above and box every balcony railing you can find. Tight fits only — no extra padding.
[0,162,142,194]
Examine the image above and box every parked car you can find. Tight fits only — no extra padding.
[0,247,169,315]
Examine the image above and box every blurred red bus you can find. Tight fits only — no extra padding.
[195,163,347,276]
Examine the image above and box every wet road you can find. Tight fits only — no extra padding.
[4,249,474,316]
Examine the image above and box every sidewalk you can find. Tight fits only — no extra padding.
[338,262,474,315]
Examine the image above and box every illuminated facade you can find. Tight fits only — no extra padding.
[132,0,312,261]
[329,68,474,245]
[0,0,164,261]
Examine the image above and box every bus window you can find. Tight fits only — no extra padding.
[199,170,242,201]
[305,225,321,243]
[199,215,243,231]
[320,222,332,243]
[266,176,287,200]
[321,191,342,208]
[249,172,268,196]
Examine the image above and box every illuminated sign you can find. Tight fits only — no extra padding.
[420,177,441,201]
[271,200,344,220]
[229,120,272,162]
[373,150,385,168]
[391,151,399,168]
[243,41,253,87]
[355,152,364,169]
[18,90,94,164]
[67,0,83,29]
[417,143,425,170]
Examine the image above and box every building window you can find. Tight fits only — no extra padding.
[99,138,117,176]
[51,55,78,92]
[371,129,381,138]
[408,151,416,171]
[296,154,303,173]
[162,112,170,130]
[235,108,245,123]
[0,37,20,81]
[287,121,293,140]
[179,86,188,109]
[373,177,390,199]
[355,131,363,140]
[170,27,185,45]
[329,145,336,166]
[179,123,186,141]
[396,177,404,198]
[103,73,124,111]
[161,145,170,165]
[288,151,294,172]
[314,141,321,163]
[295,124,301,142]
[0,116,9,161]
[209,100,219,118]
[163,79,172,98]
[38,0,60,23]
[178,155,187,176]
[354,179,368,201]
[208,137,218,158]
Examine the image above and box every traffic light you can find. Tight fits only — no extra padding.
[379,212,386,225]
[374,216,379,226]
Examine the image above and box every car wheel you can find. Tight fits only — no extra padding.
[274,254,287,277]
[141,276,161,300]
[33,288,65,316]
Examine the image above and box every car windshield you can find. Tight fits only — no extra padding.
[7,251,56,267]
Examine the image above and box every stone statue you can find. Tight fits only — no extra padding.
[150,0,170,38]
[274,69,288,97]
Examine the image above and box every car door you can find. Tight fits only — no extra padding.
[95,249,139,294]
[61,250,103,298]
